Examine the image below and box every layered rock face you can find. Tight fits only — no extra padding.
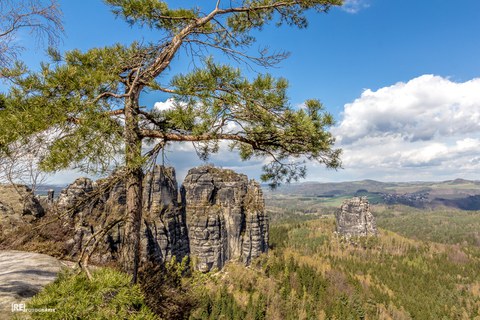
[182,166,268,272]
[141,166,189,263]
[335,197,377,237]
[54,165,267,271]
[57,167,189,265]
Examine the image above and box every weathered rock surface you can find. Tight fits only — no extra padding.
[242,180,269,265]
[335,197,377,237]
[141,166,189,264]
[0,250,63,319]
[182,166,268,272]
[56,177,95,210]
[57,166,189,265]
[0,185,44,218]
[0,185,44,236]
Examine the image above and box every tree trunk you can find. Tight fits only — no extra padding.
[120,91,143,283]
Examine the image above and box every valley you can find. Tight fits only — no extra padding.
[189,196,480,319]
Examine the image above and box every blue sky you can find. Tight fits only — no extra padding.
[9,0,480,184]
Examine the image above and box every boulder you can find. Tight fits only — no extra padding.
[335,196,377,237]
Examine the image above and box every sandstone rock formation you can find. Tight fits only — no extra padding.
[56,177,95,210]
[57,166,189,265]
[141,166,189,264]
[0,185,44,237]
[0,185,44,219]
[335,197,377,237]
[0,165,269,272]
[182,166,268,272]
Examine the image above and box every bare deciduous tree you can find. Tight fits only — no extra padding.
[0,133,48,192]
[0,0,63,70]
[0,0,62,189]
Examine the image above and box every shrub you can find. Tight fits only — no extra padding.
[26,268,157,319]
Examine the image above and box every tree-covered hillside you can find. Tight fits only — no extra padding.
[266,179,480,211]
[189,216,480,319]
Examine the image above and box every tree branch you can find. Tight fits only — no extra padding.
[140,129,259,148]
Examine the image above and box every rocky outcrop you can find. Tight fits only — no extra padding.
[141,166,189,264]
[2,165,268,272]
[0,185,44,237]
[182,166,268,272]
[242,180,269,265]
[335,197,377,237]
[0,185,44,219]
[57,166,189,265]
[56,177,95,210]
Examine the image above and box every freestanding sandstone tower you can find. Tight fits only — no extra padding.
[335,197,377,237]
[182,166,269,272]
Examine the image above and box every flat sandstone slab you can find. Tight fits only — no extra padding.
[0,250,62,319]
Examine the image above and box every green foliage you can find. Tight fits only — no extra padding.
[27,268,157,319]
[1,0,343,187]
[0,94,5,110]
[2,1,346,298]
[188,217,480,319]
[138,256,196,319]
[105,0,198,31]
[169,59,341,185]
[375,205,480,246]
[0,44,145,173]
[106,0,342,45]
[225,0,342,32]
[21,204,480,320]
[190,285,247,320]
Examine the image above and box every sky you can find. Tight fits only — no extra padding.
[7,0,480,184]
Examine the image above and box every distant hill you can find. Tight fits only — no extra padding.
[266,179,480,210]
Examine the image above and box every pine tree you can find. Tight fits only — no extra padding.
[0,0,343,282]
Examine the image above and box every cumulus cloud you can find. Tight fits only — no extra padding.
[341,0,370,14]
[335,75,480,144]
[153,98,176,111]
[330,75,480,181]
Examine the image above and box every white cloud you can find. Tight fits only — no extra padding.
[153,98,176,111]
[341,0,370,14]
[335,75,480,144]
[330,75,480,181]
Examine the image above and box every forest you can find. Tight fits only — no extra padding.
[182,203,480,320]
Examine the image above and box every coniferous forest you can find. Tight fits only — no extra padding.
[183,207,480,320]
